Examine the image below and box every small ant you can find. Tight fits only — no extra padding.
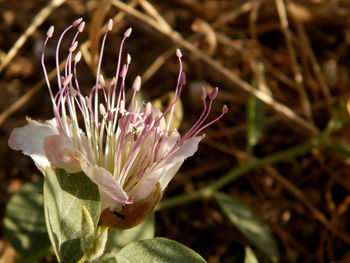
[113,205,126,220]
[113,210,126,220]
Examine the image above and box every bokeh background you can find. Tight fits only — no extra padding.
[1,0,350,262]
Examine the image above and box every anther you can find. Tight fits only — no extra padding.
[145,102,152,116]
[78,21,85,33]
[209,87,218,100]
[63,74,73,87]
[99,103,107,116]
[107,109,113,121]
[126,53,131,65]
[222,105,228,114]
[73,18,83,27]
[124,27,132,37]
[74,51,82,63]
[69,41,78,53]
[99,74,105,88]
[120,65,127,78]
[107,19,113,31]
[176,48,182,58]
[132,76,141,92]
[47,26,54,38]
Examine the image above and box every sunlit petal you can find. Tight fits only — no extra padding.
[8,118,58,171]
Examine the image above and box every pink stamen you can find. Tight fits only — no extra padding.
[111,28,132,110]
[179,88,208,141]
[114,113,134,173]
[73,17,83,27]
[94,23,111,131]
[73,51,82,92]
[55,22,79,90]
[47,25,54,38]
[166,50,184,131]
[129,76,141,112]
[107,18,113,32]
[116,63,129,116]
[118,126,149,185]
[193,105,228,137]
[41,26,55,103]
[182,88,219,140]
[157,77,184,125]
[69,41,78,53]
[201,86,207,101]
[209,87,218,100]
[99,74,109,106]
[77,21,85,32]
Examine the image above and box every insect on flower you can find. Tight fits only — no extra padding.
[8,18,227,229]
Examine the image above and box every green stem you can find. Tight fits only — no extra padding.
[77,254,87,263]
[156,136,323,211]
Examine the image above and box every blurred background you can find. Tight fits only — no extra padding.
[1,0,350,262]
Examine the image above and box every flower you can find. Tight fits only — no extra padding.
[8,18,227,229]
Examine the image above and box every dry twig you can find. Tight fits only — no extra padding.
[275,0,313,123]
[212,1,253,29]
[265,165,350,246]
[290,3,332,105]
[0,62,64,126]
[111,0,319,135]
[0,0,65,73]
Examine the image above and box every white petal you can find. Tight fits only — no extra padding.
[64,117,95,165]
[100,191,122,211]
[151,106,166,129]
[80,162,132,206]
[129,160,184,199]
[155,132,179,162]
[157,160,184,190]
[154,135,203,190]
[128,174,157,200]
[159,135,203,169]
[8,118,58,172]
[77,132,95,165]
[43,135,81,173]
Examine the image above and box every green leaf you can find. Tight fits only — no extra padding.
[326,141,350,157]
[114,237,206,263]
[87,226,109,261]
[81,205,95,254]
[44,168,100,262]
[105,212,155,253]
[244,246,259,263]
[215,192,279,262]
[4,179,51,257]
[81,207,109,262]
[247,62,266,152]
